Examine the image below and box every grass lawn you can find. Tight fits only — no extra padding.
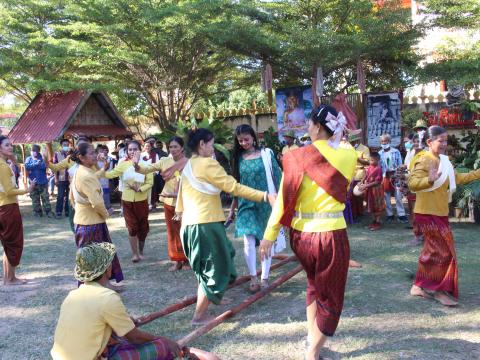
[1,197,479,360]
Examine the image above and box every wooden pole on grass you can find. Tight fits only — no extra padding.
[136,256,297,326]
[177,264,304,347]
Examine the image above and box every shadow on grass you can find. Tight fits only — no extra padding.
[341,337,480,360]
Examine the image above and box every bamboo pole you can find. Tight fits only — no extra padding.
[177,264,304,348]
[136,256,296,326]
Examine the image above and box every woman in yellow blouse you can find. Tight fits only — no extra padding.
[134,136,189,271]
[408,126,480,306]
[176,128,275,325]
[46,136,93,232]
[0,135,35,285]
[260,105,357,360]
[69,142,124,286]
[101,140,153,263]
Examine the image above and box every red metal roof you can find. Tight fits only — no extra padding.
[9,90,86,144]
[8,90,129,144]
[65,125,132,139]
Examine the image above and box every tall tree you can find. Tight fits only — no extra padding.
[0,0,73,102]
[246,0,423,93]
[0,0,424,130]
[419,0,480,84]
[52,0,275,129]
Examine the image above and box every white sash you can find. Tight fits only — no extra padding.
[0,164,17,194]
[182,159,221,195]
[260,148,286,253]
[71,169,91,205]
[417,154,456,201]
[260,148,276,195]
[68,163,79,179]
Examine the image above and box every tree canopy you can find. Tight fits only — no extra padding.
[419,0,480,85]
[0,0,423,130]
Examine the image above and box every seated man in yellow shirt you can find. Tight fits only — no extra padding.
[51,243,180,360]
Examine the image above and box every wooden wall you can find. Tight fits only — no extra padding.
[72,96,113,126]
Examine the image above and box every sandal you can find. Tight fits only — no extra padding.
[260,279,269,290]
[248,278,260,293]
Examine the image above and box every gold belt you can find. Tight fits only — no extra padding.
[294,211,344,220]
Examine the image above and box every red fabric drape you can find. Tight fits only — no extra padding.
[331,93,358,130]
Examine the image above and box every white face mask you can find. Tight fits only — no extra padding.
[381,144,390,150]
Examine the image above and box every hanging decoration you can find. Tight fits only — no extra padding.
[315,67,324,98]
[357,59,366,94]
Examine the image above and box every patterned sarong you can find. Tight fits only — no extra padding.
[182,222,237,305]
[0,203,24,266]
[107,338,174,360]
[164,204,187,262]
[365,184,385,214]
[75,223,124,283]
[414,214,458,298]
[122,200,149,242]
[290,228,350,336]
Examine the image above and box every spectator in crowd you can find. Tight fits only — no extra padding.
[97,145,115,215]
[300,133,311,146]
[378,134,408,223]
[359,152,386,231]
[154,139,168,158]
[48,169,55,197]
[116,143,126,162]
[53,139,71,218]
[277,130,298,163]
[141,141,159,211]
[349,132,370,220]
[118,136,132,159]
[403,133,415,165]
[282,130,298,154]
[25,144,53,217]
[150,138,167,208]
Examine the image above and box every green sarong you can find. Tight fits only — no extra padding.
[182,222,237,305]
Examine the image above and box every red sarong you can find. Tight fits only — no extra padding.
[364,165,385,214]
[290,228,350,337]
[0,203,24,266]
[365,185,385,214]
[122,200,149,242]
[414,214,458,298]
[164,204,187,262]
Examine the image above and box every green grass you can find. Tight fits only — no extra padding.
[1,198,479,359]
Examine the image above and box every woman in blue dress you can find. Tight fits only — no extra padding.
[228,125,282,292]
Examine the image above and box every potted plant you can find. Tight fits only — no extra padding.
[459,100,480,121]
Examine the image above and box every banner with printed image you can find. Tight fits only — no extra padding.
[366,92,402,147]
[275,86,313,142]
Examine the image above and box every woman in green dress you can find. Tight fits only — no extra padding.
[228,125,282,292]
